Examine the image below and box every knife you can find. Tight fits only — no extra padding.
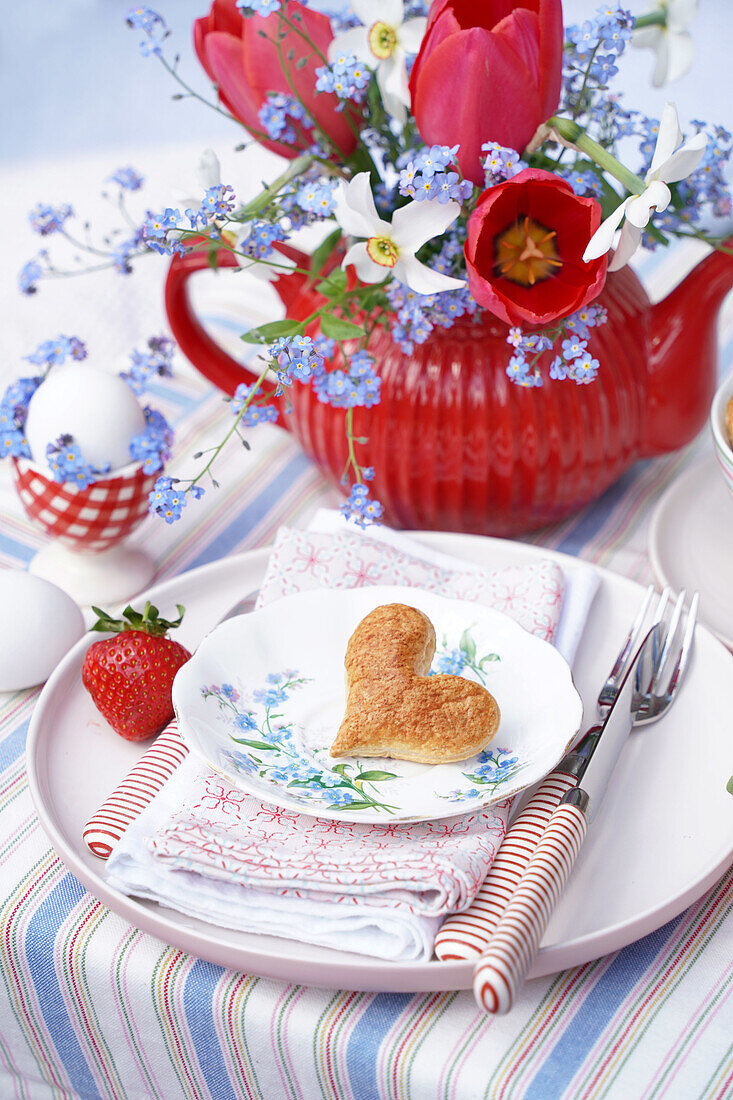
[472,622,661,1014]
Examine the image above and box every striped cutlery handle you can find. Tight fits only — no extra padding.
[434,762,580,961]
[473,796,589,1014]
[82,720,188,858]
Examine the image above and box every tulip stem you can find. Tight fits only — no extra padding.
[234,155,317,219]
[546,116,647,195]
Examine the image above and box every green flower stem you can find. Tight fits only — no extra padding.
[274,8,379,179]
[571,41,601,123]
[187,359,273,491]
[343,406,360,482]
[267,19,352,164]
[234,154,317,219]
[633,11,668,30]
[547,115,647,195]
[159,56,240,125]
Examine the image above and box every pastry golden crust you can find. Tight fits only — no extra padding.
[726,395,733,448]
[330,603,500,764]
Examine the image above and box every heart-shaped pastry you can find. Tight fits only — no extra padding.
[330,603,500,764]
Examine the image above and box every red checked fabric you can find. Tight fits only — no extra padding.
[12,457,156,551]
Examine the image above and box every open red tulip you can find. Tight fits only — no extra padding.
[409,0,563,185]
[464,169,608,327]
[194,0,359,159]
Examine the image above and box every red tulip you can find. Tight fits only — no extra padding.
[464,169,608,327]
[409,0,564,185]
[194,0,358,159]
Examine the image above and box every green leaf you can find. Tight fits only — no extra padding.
[310,228,342,278]
[356,770,397,783]
[240,319,305,345]
[337,800,375,810]
[320,314,365,341]
[315,268,348,298]
[207,248,219,270]
[231,738,277,750]
[727,775,733,796]
[331,763,351,777]
[479,653,501,667]
[459,628,477,663]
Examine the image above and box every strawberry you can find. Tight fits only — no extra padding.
[82,602,191,741]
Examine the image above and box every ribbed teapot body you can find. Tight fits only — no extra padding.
[287,266,649,535]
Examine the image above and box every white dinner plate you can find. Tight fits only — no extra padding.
[173,586,582,823]
[26,534,733,992]
[649,453,733,649]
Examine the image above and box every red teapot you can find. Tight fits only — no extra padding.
[165,240,733,536]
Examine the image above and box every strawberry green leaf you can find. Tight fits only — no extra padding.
[89,602,185,636]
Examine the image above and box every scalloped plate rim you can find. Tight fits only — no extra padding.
[172,585,583,824]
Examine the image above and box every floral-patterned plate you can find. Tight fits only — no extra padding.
[172,586,583,824]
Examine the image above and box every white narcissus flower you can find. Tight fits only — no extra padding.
[583,102,706,271]
[632,0,698,87]
[328,0,426,122]
[196,149,221,190]
[173,149,222,213]
[334,173,465,294]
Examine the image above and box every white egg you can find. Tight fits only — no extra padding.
[25,364,146,472]
[0,571,85,691]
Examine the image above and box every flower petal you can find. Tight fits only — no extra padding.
[334,173,389,239]
[376,53,409,120]
[342,241,388,284]
[631,26,662,50]
[608,221,642,271]
[649,102,683,176]
[391,197,461,251]
[328,26,371,64]
[197,149,221,190]
[657,132,707,183]
[409,27,543,184]
[353,0,404,29]
[204,31,294,157]
[242,3,358,157]
[664,31,695,84]
[536,0,564,119]
[582,199,629,262]
[651,33,671,86]
[393,254,465,295]
[626,181,670,227]
[399,17,427,54]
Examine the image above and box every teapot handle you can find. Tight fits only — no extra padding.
[164,240,311,415]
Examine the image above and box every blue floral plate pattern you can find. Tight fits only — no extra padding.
[173,586,583,823]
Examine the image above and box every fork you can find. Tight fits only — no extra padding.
[472,588,697,1013]
[434,585,683,963]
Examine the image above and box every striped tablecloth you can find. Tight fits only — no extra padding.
[1,238,732,1100]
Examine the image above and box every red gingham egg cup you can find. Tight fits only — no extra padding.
[12,457,158,606]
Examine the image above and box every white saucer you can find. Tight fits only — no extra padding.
[649,453,733,649]
[173,586,582,824]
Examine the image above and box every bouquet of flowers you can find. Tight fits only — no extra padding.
[12,0,732,527]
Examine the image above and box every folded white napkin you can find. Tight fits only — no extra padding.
[107,517,598,961]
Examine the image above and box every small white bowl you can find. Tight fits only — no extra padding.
[710,372,733,501]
